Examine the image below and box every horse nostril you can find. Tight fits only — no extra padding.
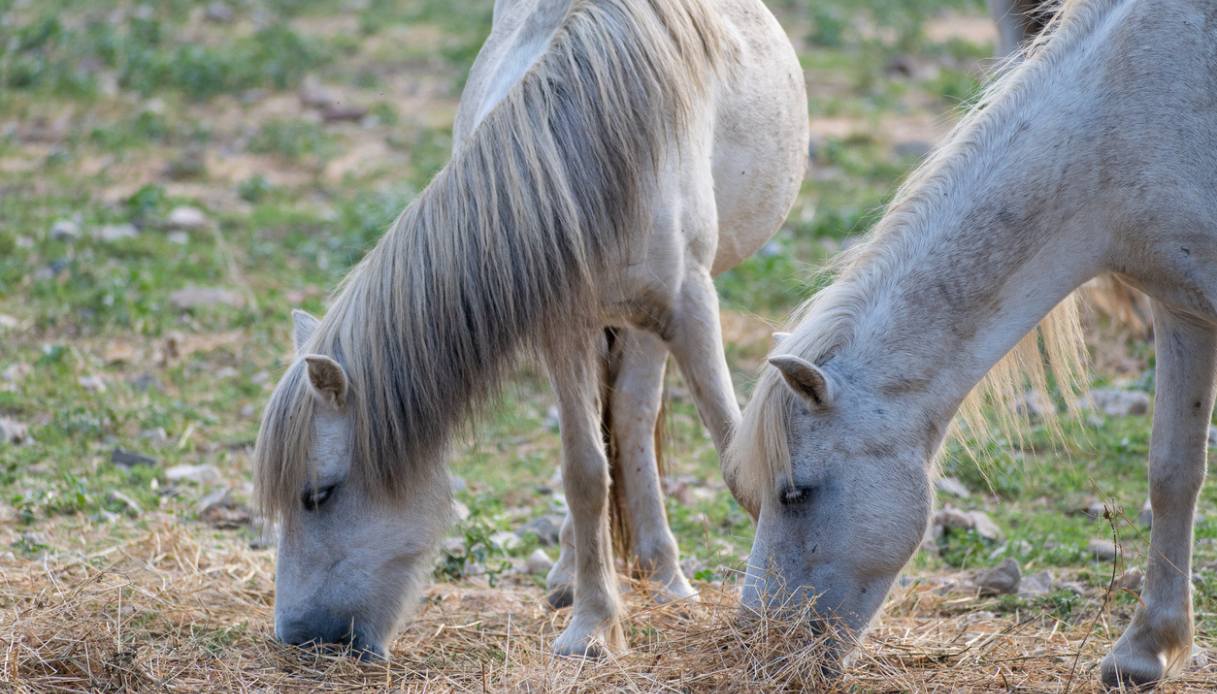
[276,615,383,659]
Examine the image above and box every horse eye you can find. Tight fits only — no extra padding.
[302,484,337,511]
[780,485,816,507]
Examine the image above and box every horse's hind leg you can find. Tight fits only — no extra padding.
[1101,302,1216,688]
[545,331,625,657]
[661,267,757,517]
[610,328,696,603]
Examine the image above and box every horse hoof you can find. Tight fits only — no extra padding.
[1100,651,1166,690]
[546,584,573,610]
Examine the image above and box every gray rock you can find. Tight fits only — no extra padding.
[1080,498,1108,521]
[169,286,243,310]
[79,374,107,392]
[165,206,209,231]
[0,417,30,444]
[452,500,470,522]
[933,507,975,531]
[204,1,234,23]
[1117,566,1143,592]
[49,219,80,242]
[935,476,971,499]
[1088,538,1118,561]
[976,558,1021,596]
[199,488,252,529]
[165,463,222,486]
[1018,570,1054,597]
[110,448,157,468]
[108,490,142,514]
[969,511,1004,541]
[517,513,564,546]
[1014,390,1055,422]
[1192,645,1208,669]
[526,548,553,576]
[92,223,138,243]
[1078,389,1150,417]
[490,531,520,551]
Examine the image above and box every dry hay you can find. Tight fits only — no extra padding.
[3,521,1217,692]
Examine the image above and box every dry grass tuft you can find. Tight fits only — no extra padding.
[3,521,1216,691]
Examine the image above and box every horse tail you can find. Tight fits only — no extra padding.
[601,328,669,569]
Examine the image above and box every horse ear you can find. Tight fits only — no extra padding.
[292,309,319,352]
[304,355,348,407]
[769,355,835,408]
[772,331,792,348]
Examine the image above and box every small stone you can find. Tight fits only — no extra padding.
[1192,645,1209,669]
[204,1,234,23]
[0,417,29,444]
[165,206,209,231]
[449,474,467,494]
[1078,389,1150,417]
[452,500,470,521]
[1138,498,1153,528]
[49,219,80,242]
[1088,538,1118,561]
[165,463,222,486]
[1018,569,1053,597]
[167,231,189,245]
[1117,566,1143,592]
[490,531,520,552]
[517,513,564,546]
[1080,498,1108,521]
[79,374,107,392]
[976,558,1021,596]
[969,511,1003,541]
[526,548,553,576]
[108,490,142,514]
[169,286,243,310]
[110,448,157,468]
[298,79,339,109]
[199,489,252,529]
[933,507,975,531]
[1014,390,1055,422]
[2,363,31,382]
[197,487,231,514]
[935,477,971,499]
[128,372,161,392]
[92,223,138,243]
[321,102,369,123]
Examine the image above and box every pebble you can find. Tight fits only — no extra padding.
[110,448,157,468]
[1088,538,1118,561]
[167,231,189,245]
[935,476,971,499]
[108,490,142,514]
[1018,569,1054,597]
[976,558,1021,596]
[165,463,222,486]
[165,206,210,231]
[205,1,234,23]
[79,374,107,392]
[1117,566,1143,592]
[0,417,30,444]
[526,549,553,576]
[969,511,1003,541]
[452,500,470,522]
[92,223,138,243]
[49,219,80,242]
[1014,390,1055,422]
[933,507,974,531]
[517,513,565,546]
[1138,498,1153,528]
[169,286,243,310]
[449,474,467,494]
[490,531,520,551]
[1078,389,1150,417]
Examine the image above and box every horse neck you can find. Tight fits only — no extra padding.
[837,114,1107,430]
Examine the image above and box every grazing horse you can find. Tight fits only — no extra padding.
[729,0,1217,687]
[255,0,807,659]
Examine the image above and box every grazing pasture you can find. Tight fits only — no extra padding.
[2,0,1216,690]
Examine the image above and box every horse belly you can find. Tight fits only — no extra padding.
[709,0,808,276]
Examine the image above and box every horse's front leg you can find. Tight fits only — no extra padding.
[610,328,696,603]
[662,268,756,518]
[545,332,625,657]
[1101,303,1217,688]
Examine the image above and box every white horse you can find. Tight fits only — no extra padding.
[255,0,806,659]
[729,0,1216,687]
